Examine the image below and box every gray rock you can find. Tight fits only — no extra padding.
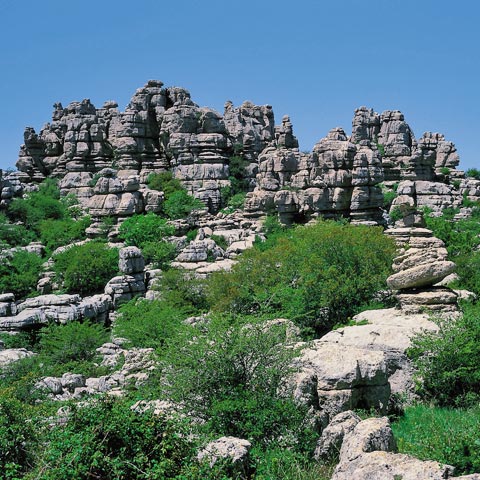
[290,341,390,428]
[314,410,361,460]
[0,348,35,367]
[197,436,251,477]
[119,246,145,274]
[332,416,456,480]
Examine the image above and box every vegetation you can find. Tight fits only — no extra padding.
[408,302,480,407]
[0,250,44,299]
[393,404,480,474]
[466,168,480,180]
[208,220,395,335]
[115,299,185,350]
[423,206,480,294]
[53,242,119,296]
[147,172,205,219]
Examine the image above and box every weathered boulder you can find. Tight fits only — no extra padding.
[290,341,390,428]
[331,416,462,480]
[0,348,35,367]
[314,410,361,460]
[323,308,438,396]
[197,436,251,478]
[387,261,456,290]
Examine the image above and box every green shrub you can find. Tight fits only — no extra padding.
[141,240,177,269]
[393,404,480,474]
[153,268,208,314]
[0,214,36,247]
[162,190,205,219]
[37,321,108,373]
[228,155,250,194]
[7,179,67,231]
[408,302,480,407]
[53,242,119,296]
[466,168,480,180]
[383,191,397,208]
[440,166,450,176]
[118,213,174,248]
[39,216,91,252]
[147,171,183,196]
[0,250,43,299]
[0,391,37,479]
[28,396,195,480]
[161,315,315,447]
[210,234,228,251]
[115,299,184,350]
[208,220,395,335]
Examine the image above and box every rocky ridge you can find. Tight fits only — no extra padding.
[3,80,479,231]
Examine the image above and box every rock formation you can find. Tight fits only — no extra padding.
[9,80,477,229]
[386,227,458,313]
[328,414,478,479]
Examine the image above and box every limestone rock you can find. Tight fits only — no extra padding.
[0,348,35,367]
[323,308,438,396]
[290,341,390,428]
[387,260,455,290]
[314,410,361,460]
[197,436,251,477]
[119,246,145,274]
[331,416,456,480]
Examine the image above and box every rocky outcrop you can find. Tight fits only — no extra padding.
[0,347,35,367]
[290,340,390,429]
[10,81,478,225]
[14,81,277,218]
[314,410,362,460]
[329,415,478,479]
[105,247,146,307]
[246,127,384,224]
[386,228,458,313]
[0,293,112,331]
[322,308,438,397]
[35,342,156,399]
[197,436,251,478]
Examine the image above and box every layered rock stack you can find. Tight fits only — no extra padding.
[245,127,384,224]
[14,81,276,216]
[8,81,479,225]
[105,247,146,307]
[386,227,457,313]
[85,168,163,238]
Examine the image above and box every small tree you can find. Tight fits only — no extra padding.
[53,242,119,296]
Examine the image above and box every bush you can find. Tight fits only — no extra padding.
[0,250,43,299]
[0,214,36,247]
[162,189,205,219]
[0,391,37,479]
[160,315,315,447]
[466,168,480,180]
[39,216,91,252]
[118,213,174,248]
[37,321,109,375]
[408,302,480,407]
[208,220,395,335]
[53,242,119,296]
[7,179,67,231]
[153,268,208,314]
[28,396,195,480]
[147,171,183,196]
[115,299,184,350]
[393,404,480,474]
[141,240,177,269]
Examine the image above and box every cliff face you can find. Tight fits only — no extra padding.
[10,80,478,225]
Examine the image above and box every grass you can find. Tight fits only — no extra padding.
[392,404,480,474]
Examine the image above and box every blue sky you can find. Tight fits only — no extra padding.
[0,0,478,170]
